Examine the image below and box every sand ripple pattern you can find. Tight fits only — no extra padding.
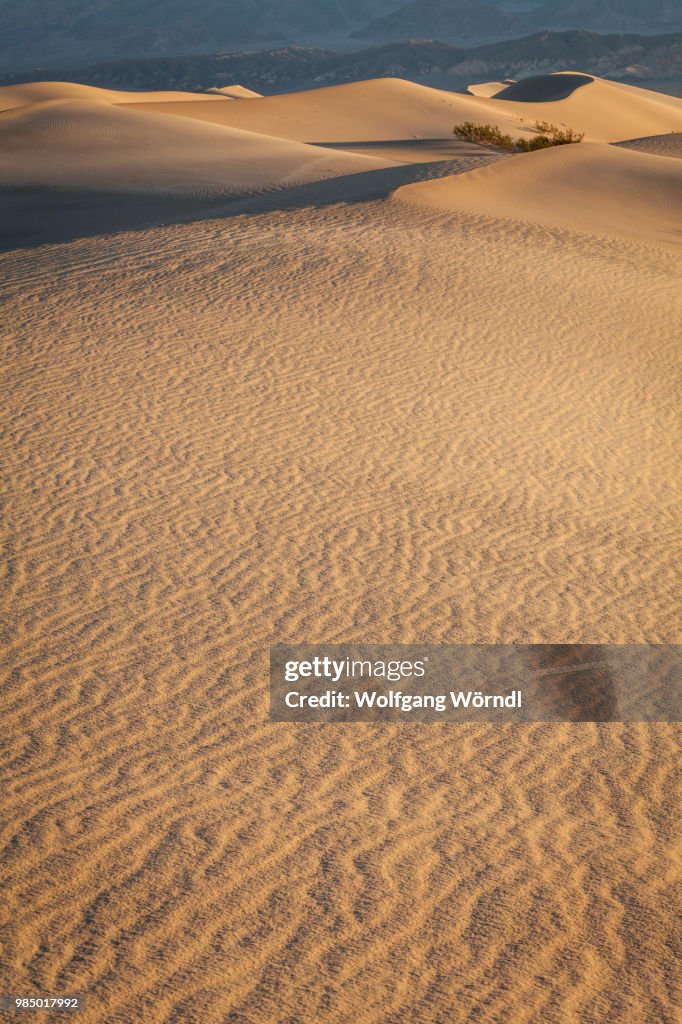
[617,132,682,158]
[1,199,680,1022]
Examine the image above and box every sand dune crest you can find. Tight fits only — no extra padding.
[472,73,682,143]
[395,142,682,247]
[0,97,393,197]
[492,72,594,102]
[0,79,228,111]
[206,85,263,99]
[121,74,682,146]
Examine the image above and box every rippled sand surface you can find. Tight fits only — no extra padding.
[1,74,681,1024]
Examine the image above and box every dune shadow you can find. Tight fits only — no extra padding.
[311,138,500,157]
[0,152,505,252]
[0,187,203,252]
[494,74,594,103]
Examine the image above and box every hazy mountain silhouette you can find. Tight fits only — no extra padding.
[538,0,682,33]
[354,0,682,42]
[0,0,395,69]
[3,31,680,94]
[353,0,525,42]
[352,0,679,43]
[0,0,680,70]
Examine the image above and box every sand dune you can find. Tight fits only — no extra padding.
[618,132,682,159]
[1,71,680,1024]
[0,97,393,197]
[491,72,594,102]
[0,80,228,111]
[396,142,682,247]
[206,85,263,99]
[472,72,682,143]
[124,74,682,145]
[467,80,516,98]
[118,77,542,143]
[2,191,679,1024]
[4,75,680,155]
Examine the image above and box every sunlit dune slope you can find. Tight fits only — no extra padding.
[2,75,680,152]
[1,62,681,1024]
[0,80,229,111]
[0,98,392,197]
[472,73,682,144]
[395,142,682,247]
[120,75,682,145]
[206,85,263,99]
[467,81,515,98]
[1,132,680,1022]
[115,77,536,143]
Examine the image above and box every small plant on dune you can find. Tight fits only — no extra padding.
[517,121,585,151]
[453,119,584,153]
[452,121,516,151]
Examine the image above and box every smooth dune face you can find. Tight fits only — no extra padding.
[206,85,263,99]
[3,75,680,150]
[119,74,682,144]
[1,73,681,1024]
[0,98,393,197]
[395,142,682,247]
[472,73,682,143]
[0,80,229,110]
[116,77,549,143]
[467,80,514,97]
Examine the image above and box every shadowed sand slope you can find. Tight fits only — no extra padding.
[1,192,680,1022]
[492,72,594,102]
[0,94,506,249]
[396,143,682,247]
[618,132,682,159]
[123,75,682,145]
[0,98,392,197]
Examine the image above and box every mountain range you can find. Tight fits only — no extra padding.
[354,0,682,41]
[2,31,680,94]
[353,0,525,41]
[0,0,394,69]
[1,0,681,70]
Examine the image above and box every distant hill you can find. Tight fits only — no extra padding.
[353,0,525,43]
[353,0,682,42]
[2,0,680,71]
[0,0,397,70]
[538,0,682,33]
[2,32,680,95]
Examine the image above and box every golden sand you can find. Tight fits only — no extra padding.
[1,73,680,1023]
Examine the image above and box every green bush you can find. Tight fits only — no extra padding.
[453,120,584,153]
[517,121,585,150]
[452,121,516,151]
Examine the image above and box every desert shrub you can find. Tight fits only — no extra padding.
[452,121,516,151]
[517,121,585,151]
[454,120,584,153]
[517,135,555,151]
